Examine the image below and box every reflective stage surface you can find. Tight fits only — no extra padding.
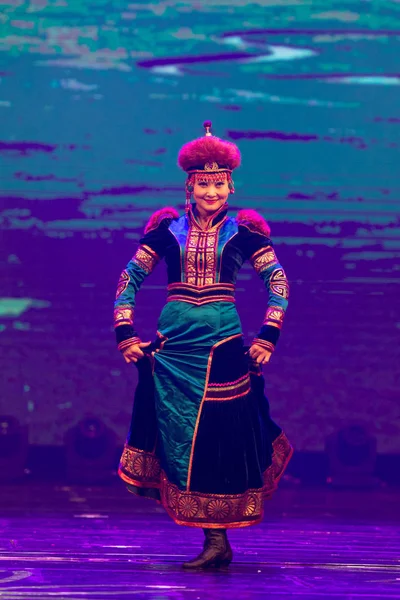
[0,483,399,599]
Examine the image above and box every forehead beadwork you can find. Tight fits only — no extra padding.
[194,171,227,184]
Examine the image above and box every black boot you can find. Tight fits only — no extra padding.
[182,528,233,569]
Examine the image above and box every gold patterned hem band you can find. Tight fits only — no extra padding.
[118,432,293,529]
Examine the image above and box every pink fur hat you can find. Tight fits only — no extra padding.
[178,121,241,174]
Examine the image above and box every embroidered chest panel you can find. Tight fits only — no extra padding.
[185,228,219,285]
[169,216,238,285]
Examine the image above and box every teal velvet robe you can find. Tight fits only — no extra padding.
[114,204,293,528]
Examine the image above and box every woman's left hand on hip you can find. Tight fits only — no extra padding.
[249,344,272,365]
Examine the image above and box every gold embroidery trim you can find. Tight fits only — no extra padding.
[270,268,289,299]
[114,305,134,328]
[250,246,278,274]
[204,161,220,171]
[119,445,161,486]
[252,339,275,353]
[117,337,141,352]
[184,210,227,285]
[132,244,160,274]
[205,374,251,401]
[167,283,235,305]
[263,306,285,330]
[116,270,129,299]
[117,432,293,529]
[167,283,235,292]
[185,229,219,286]
[167,295,235,306]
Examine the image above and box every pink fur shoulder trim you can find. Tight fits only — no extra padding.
[144,207,179,234]
[236,209,271,237]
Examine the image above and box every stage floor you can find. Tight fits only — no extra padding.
[0,482,399,599]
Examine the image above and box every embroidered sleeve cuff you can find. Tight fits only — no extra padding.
[263,306,285,329]
[132,244,160,274]
[114,305,134,328]
[249,246,279,274]
[252,338,275,352]
[117,337,141,352]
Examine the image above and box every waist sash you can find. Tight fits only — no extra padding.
[167,283,235,305]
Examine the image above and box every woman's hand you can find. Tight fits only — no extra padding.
[249,343,273,365]
[122,341,152,364]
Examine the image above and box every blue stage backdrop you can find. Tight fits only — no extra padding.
[1,1,399,453]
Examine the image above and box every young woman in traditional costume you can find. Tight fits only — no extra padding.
[114,121,293,569]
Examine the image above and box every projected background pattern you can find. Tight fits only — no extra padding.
[1,1,399,451]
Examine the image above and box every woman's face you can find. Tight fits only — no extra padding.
[193,177,229,216]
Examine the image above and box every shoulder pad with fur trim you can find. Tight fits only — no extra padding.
[144,207,179,234]
[236,209,271,237]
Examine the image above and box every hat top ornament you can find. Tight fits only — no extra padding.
[203,120,213,137]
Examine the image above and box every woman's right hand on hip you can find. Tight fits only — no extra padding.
[122,341,151,364]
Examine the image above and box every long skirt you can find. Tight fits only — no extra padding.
[118,301,293,528]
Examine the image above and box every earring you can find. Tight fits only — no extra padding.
[228,180,235,194]
[185,184,193,212]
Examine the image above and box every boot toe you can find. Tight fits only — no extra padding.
[182,529,233,569]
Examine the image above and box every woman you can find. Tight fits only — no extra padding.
[114,121,293,569]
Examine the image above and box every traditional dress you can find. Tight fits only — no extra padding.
[114,124,293,530]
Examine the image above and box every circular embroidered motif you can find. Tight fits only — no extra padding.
[205,499,231,520]
[167,487,178,509]
[132,456,145,476]
[263,467,275,492]
[146,458,161,478]
[133,455,160,479]
[273,441,287,459]
[178,496,200,518]
[243,495,257,516]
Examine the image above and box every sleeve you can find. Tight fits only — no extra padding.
[113,207,178,351]
[237,210,289,352]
